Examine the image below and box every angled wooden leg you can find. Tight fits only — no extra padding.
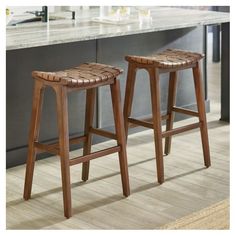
[82,88,96,181]
[54,85,72,218]
[148,68,164,184]
[110,79,130,197]
[193,63,211,168]
[123,63,137,139]
[24,80,45,200]
[164,71,178,155]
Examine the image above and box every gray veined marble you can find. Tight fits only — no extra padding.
[6,7,229,50]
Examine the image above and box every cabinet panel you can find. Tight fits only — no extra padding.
[6,40,96,167]
[97,27,206,128]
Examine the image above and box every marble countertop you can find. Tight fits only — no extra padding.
[6,7,229,51]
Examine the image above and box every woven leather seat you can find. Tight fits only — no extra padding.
[32,63,123,88]
[125,49,204,69]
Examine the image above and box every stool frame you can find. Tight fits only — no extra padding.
[123,61,211,184]
[23,76,130,218]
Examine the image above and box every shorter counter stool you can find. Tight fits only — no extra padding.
[123,49,211,184]
[23,63,130,218]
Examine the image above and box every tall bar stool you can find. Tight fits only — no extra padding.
[23,63,130,218]
[123,49,211,184]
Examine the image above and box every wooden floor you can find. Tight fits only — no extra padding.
[6,33,229,229]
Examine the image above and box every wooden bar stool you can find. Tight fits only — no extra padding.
[123,49,211,184]
[23,63,130,218]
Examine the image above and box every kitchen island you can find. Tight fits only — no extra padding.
[6,7,229,167]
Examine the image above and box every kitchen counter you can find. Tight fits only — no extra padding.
[6,7,230,168]
[6,7,229,50]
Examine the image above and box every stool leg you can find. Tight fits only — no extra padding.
[55,85,72,218]
[24,80,44,200]
[164,72,178,155]
[148,68,164,184]
[110,79,130,197]
[123,63,137,139]
[193,63,211,167]
[82,88,96,181]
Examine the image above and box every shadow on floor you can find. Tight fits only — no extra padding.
[7,154,207,229]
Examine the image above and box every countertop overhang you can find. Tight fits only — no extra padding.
[6,7,230,51]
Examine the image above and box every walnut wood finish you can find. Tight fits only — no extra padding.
[148,67,164,184]
[23,80,45,200]
[34,142,59,155]
[54,85,72,218]
[82,88,96,181]
[127,115,170,129]
[123,63,137,139]
[128,117,154,129]
[193,62,211,167]
[34,136,87,155]
[110,79,130,196]
[70,146,121,166]
[24,63,130,218]
[164,72,178,155]
[172,107,199,117]
[90,127,117,140]
[162,122,201,138]
[123,48,211,184]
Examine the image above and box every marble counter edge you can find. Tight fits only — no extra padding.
[6,7,230,51]
[6,18,230,51]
